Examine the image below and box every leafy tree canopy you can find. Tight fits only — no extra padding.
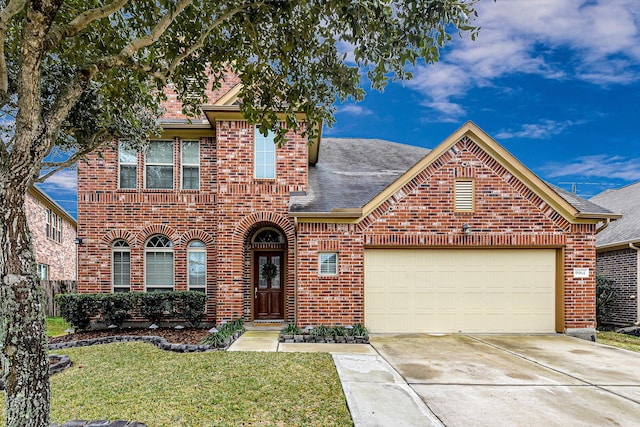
[0,0,479,181]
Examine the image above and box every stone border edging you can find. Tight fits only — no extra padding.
[279,334,370,344]
[47,335,214,353]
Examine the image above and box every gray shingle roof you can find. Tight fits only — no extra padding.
[546,183,616,216]
[589,181,640,248]
[289,138,429,212]
[290,137,614,220]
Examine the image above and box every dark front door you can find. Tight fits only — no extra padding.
[254,251,284,320]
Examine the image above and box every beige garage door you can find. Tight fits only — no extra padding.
[364,249,556,333]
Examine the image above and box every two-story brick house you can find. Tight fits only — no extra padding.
[77,78,617,338]
[26,185,77,281]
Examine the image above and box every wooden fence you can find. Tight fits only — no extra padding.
[41,280,77,317]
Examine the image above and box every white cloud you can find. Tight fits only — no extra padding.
[39,169,77,193]
[495,120,583,140]
[541,154,640,181]
[405,0,640,119]
[338,104,374,116]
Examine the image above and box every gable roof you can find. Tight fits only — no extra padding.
[590,181,640,249]
[29,185,77,228]
[291,122,618,225]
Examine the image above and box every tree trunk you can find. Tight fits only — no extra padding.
[0,180,51,426]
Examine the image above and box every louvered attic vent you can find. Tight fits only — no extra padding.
[455,180,474,211]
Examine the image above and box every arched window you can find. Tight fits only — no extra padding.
[112,239,130,292]
[145,235,174,292]
[187,240,206,292]
[252,228,284,244]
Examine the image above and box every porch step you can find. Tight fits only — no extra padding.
[246,320,285,331]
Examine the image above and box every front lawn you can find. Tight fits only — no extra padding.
[597,331,640,352]
[46,316,70,337]
[0,342,352,426]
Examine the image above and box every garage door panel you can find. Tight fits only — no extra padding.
[364,249,556,333]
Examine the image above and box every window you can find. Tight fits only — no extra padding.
[254,129,276,179]
[252,228,284,243]
[119,142,138,189]
[112,240,131,292]
[45,209,62,243]
[145,235,174,291]
[319,252,338,276]
[181,140,200,190]
[45,208,51,239]
[187,240,206,292]
[455,179,474,211]
[37,263,49,280]
[145,140,174,189]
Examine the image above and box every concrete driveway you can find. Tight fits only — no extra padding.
[371,334,640,426]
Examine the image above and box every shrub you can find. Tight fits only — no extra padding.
[281,324,301,335]
[134,292,170,325]
[311,325,332,338]
[200,318,245,347]
[56,293,101,331]
[99,293,133,328]
[169,291,207,327]
[332,325,348,337]
[349,323,369,337]
[596,275,616,326]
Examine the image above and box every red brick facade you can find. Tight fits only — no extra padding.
[77,84,604,335]
[26,187,77,280]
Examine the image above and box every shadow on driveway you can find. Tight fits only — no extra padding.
[371,334,640,426]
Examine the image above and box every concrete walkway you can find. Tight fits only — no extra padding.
[227,330,442,426]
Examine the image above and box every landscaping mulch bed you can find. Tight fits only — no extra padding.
[48,327,211,346]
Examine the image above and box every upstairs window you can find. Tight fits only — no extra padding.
[112,240,131,293]
[455,179,475,212]
[45,209,62,243]
[145,235,174,292]
[145,140,174,189]
[181,140,200,190]
[254,129,276,179]
[187,240,206,292]
[119,142,138,189]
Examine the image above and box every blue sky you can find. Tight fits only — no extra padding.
[40,0,640,219]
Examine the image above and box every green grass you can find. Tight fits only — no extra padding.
[597,331,640,352]
[46,317,70,337]
[1,342,352,426]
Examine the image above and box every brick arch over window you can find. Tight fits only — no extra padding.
[233,212,295,247]
[136,224,180,247]
[180,230,215,246]
[101,230,137,247]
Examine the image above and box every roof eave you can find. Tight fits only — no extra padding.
[596,239,640,252]
[575,212,623,220]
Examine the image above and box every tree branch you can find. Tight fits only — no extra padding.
[118,0,192,59]
[44,0,130,50]
[36,130,109,182]
[167,2,262,76]
[0,0,27,100]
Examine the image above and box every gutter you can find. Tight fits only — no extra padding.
[596,218,611,234]
[629,243,640,326]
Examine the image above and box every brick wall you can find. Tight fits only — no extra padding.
[77,119,308,323]
[295,136,599,332]
[25,190,77,280]
[597,248,638,325]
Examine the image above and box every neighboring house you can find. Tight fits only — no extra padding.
[590,182,640,326]
[76,78,617,338]
[25,185,77,281]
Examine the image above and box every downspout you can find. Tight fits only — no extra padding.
[294,216,299,326]
[596,218,611,234]
[629,243,640,326]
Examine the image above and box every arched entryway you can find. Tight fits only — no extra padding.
[247,226,287,321]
